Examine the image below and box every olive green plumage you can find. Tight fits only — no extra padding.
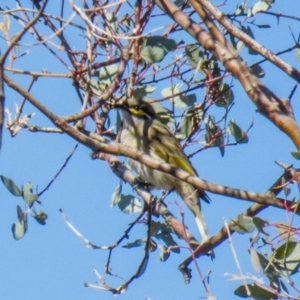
[118,97,210,243]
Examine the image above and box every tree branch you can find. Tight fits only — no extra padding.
[154,0,300,150]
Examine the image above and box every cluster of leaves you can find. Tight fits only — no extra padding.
[232,214,300,299]
[1,176,47,240]
[111,182,180,262]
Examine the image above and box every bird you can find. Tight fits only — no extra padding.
[116,97,211,246]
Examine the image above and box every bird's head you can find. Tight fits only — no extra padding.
[113,97,157,120]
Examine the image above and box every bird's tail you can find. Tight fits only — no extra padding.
[183,189,214,257]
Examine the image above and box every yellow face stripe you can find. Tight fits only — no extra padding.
[128,107,148,117]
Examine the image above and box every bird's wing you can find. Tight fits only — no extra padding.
[148,119,197,176]
[149,119,210,203]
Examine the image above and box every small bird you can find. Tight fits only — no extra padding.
[116,97,210,244]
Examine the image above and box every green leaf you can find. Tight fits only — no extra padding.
[234,284,277,298]
[133,85,156,99]
[250,248,261,273]
[276,222,295,240]
[185,44,205,69]
[252,1,272,15]
[291,150,300,159]
[12,205,28,240]
[105,12,118,33]
[234,3,248,16]
[99,64,118,82]
[140,36,177,63]
[159,245,170,261]
[274,241,298,260]
[256,24,271,29]
[241,26,258,55]
[273,241,300,276]
[122,238,146,248]
[22,182,38,206]
[32,209,48,225]
[253,217,269,235]
[214,82,234,107]
[110,183,122,207]
[140,45,165,63]
[156,232,180,253]
[177,115,193,140]
[233,214,255,234]
[205,116,225,156]
[294,48,300,62]
[161,84,183,107]
[148,238,157,252]
[0,175,22,196]
[228,119,248,144]
[137,256,149,277]
[118,194,143,213]
[250,64,265,78]
[149,100,173,125]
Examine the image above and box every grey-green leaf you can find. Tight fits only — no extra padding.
[122,238,146,248]
[140,36,177,63]
[110,183,122,207]
[185,44,205,69]
[137,256,149,277]
[214,83,234,107]
[252,1,272,15]
[291,150,300,159]
[0,175,22,196]
[250,248,261,273]
[99,64,118,82]
[23,182,38,206]
[233,214,255,234]
[12,205,28,240]
[32,210,48,225]
[250,64,265,78]
[294,48,300,62]
[234,284,277,298]
[118,194,143,213]
[159,245,170,262]
[228,119,248,143]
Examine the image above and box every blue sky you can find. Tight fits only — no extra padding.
[0,0,300,299]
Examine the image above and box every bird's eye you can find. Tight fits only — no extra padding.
[134,106,140,110]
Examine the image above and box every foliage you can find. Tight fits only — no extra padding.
[1,0,300,299]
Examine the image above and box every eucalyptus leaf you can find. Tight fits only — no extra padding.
[118,194,143,213]
[137,256,149,277]
[12,205,28,240]
[105,12,118,33]
[99,64,118,82]
[294,48,300,62]
[122,238,146,248]
[159,245,170,261]
[252,1,272,15]
[0,175,22,196]
[214,83,234,107]
[291,150,300,159]
[140,45,165,63]
[250,248,261,273]
[234,283,277,298]
[32,210,48,225]
[252,216,269,235]
[241,26,258,55]
[140,36,177,63]
[185,44,205,69]
[228,119,248,143]
[23,182,38,206]
[233,214,255,234]
[110,183,122,207]
[250,64,265,78]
